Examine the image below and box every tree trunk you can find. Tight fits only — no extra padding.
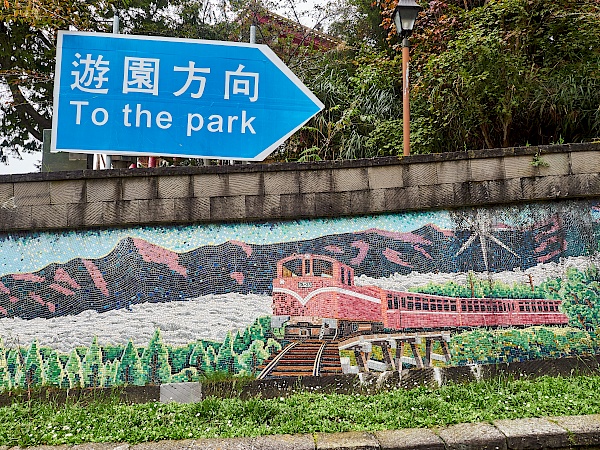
[480,123,494,149]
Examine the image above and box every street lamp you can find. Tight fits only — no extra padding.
[393,0,421,156]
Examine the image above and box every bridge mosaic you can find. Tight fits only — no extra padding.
[0,199,599,389]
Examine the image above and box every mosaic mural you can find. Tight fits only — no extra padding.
[1,199,600,389]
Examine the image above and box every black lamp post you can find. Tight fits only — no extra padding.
[393,0,421,156]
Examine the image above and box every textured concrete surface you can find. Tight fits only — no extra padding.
[72,445,127,450]
[8,447,72,450]
[374,428,445,450]
[550,414,600,447]
[315,431,379,450]
[132,435,315,450]
[493,417,570,449]
[437,422,507,450]
[160,382,202,404]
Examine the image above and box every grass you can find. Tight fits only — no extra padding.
[2,374,600,446]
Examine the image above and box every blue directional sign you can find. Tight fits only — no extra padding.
[52,31,324,161]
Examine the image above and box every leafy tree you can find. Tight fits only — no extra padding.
[102,360,119,387]
[13,365,25,389]
[206,345,218,370]
[0,339,11,391]
[278,48,403,161]
[553,266,600,330]
[256,316,274,338]
[422,26,533,149]
[116,340,145,386]
[43,350,66,388]
[58,353,69,367]
[0,0,106,161]
[189,342,214,375]
[233,331,247,354]
[169,343,195,374]
[378,0,600,152]
[65,349,84,388]
[0,0,234,163]
[81,337,104,388]
[237,340,269,375]
[24,340,45,388]
[141,329,172,384]
[109,0,236,40]
[215,331,237,373]
[265,337,282,356]
[242,328,252,347]
[171,367,200,382]
[6,348,23,379]
[327,0,390,50]
[103,344,125,364]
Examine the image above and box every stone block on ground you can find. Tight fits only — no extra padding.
[550,414,600,447]
[135,435,313,450]
[437,422,507,450]
[493,417,570,449]
[375,428,445,450]
[160,382,202,404]
[316,431,379,450]
[252,434,315,450]
[134,438,252,450]
[19,446,71,450]
[74,445,129,450]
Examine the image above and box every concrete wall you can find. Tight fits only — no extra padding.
[1,143,600,391]
[1,142,599,232]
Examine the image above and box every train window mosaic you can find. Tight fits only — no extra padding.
[1,200,600,389]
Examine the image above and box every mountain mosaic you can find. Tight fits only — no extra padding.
[0,204,596,320]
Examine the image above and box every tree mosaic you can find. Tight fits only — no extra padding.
[417,267,600,365]
[0,339,10,390]
[450,327,599,366]
[0,317,276,392]
[117,340,145,386]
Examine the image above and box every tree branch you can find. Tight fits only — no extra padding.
[8,80,52,141]
[15,109,44,142]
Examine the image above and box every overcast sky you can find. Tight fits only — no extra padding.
[0,151,41,175]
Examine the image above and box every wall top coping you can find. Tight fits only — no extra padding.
[2,142,598,183]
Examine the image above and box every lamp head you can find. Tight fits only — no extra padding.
[393,0,422,38]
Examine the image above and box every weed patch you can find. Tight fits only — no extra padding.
[2,375,600,446]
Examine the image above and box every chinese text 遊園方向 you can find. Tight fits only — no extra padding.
[70,54,260,102]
